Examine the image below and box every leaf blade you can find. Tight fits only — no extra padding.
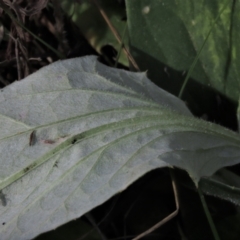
[0,56,240,239]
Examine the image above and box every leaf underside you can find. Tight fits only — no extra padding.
[0,56,240,240]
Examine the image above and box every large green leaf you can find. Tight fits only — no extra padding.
[126,0,240,120]
[1,56,240,239]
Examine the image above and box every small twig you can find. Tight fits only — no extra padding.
[0,0,65,59]
[28,57,42,61]
[9,34,21,80]
[77,196,120,240]
[92,0,140,71]
[124,190,146,239]
[85,213,107,240]
[132,168,179,240]
[14,37,21,80]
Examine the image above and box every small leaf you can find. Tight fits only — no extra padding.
[0,56,240,239]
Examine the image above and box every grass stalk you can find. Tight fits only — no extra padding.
[198,186,221,240]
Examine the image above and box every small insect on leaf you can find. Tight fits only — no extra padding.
[54,160,58,168]
[29,130,36,146]
[0,191,7,207]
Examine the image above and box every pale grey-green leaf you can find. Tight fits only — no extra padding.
[0,56,240,240]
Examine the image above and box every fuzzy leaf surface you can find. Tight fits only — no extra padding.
[0,56,240,240]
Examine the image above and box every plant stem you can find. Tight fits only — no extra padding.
[198,186,221,240]
[114,23,127,68]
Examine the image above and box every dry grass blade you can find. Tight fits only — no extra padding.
[0,0,64,59]
[92,0,140,71]
[132,169,179,240]
[8,34,21,79]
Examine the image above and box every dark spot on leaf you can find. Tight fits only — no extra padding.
[76,133,86,140]
[0,191,7,207]
[24,167,30,173]
[23,162,37,173]
[2,222,5,225]
[54,161,58,168]
[71,139,77,144]
[29,130,36,146]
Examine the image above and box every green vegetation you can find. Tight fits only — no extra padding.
[0,1,240,240]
